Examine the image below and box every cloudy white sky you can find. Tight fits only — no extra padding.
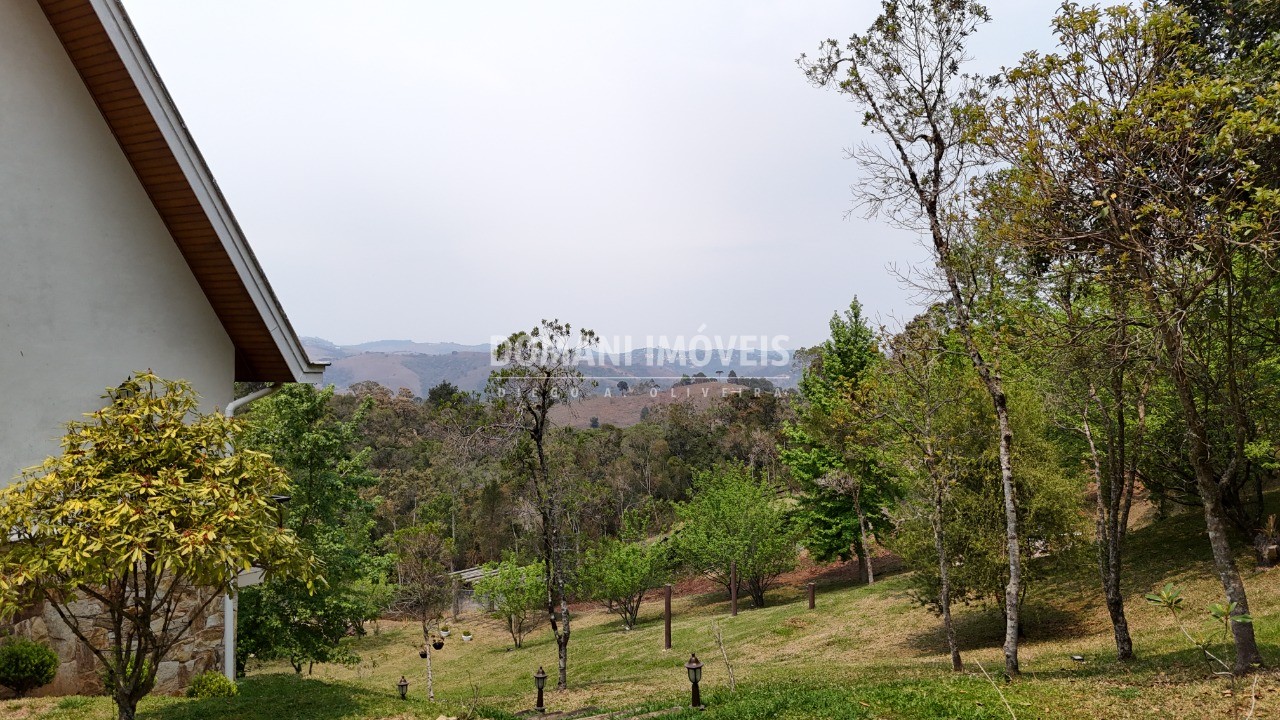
[121,1,1059,348]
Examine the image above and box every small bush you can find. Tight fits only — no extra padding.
[0,637,59,697]
[56,696,93,710]
[185,671,238,699]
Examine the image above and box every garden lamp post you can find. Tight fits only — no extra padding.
[534,666,547,713]
[685,653,704,710]
[397,675,409,700]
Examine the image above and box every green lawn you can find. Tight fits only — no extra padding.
[6,507,1280,719]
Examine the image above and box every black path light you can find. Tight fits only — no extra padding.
[397,675,409,700]
[534,666,548,713]
[685,653,705,710]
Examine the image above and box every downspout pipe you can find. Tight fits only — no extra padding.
[221,383,282,682]
[226,383,282,418]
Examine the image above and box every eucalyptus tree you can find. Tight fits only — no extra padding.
[800,0,1027,675]
[985,3,1279,672]
[427,393,506,564]
[488,319,597,690]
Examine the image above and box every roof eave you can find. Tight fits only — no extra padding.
[55,0,326,384]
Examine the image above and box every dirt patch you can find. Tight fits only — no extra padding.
[0,698,55,720]
[781,616,811,630]
[654,548,905,605]
[770,548,904,592]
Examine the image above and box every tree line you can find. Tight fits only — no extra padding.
[229,319,801,689]
[798,0,1280,676]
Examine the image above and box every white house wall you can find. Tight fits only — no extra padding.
[0,0,235,485]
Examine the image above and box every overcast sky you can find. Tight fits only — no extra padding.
[121,1,1059,348]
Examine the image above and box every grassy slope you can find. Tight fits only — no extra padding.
[6,507,1279,720]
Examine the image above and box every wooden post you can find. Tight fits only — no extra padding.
[664,584,672,650]
[730,561,738,617]
[808,582,816,610]
[451,576,461,621]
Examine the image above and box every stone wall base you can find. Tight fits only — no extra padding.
[3,593,224,699]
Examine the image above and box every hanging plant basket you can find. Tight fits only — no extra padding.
[432,640,445,650]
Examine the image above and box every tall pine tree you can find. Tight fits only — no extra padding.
[781,299,898,581]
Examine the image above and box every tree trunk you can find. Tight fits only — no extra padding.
[1156,312,1262,674]
[556,596,570,690]
[854,484,874,585]
[425,645,435,700]
[624,592,643,630]
[451,576,461,622]
[932,218,1021,676]
[929,462,962,672]
[114,693,138,720]
[1198,473,1263,673]
[1097,491,1135,661]
[1103,581,1133,661]
[993,399,1022,676]
[1083,380,1137,662]
[534,415,573,691]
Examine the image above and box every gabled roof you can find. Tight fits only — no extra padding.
[37,0,326,384]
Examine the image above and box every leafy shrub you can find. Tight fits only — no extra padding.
[0,637,59,697]
[674,464,799,608]
[473,559,544,648]
[185,671,238,699]
[578,512,670,629]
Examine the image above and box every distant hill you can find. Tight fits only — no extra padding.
[301,337,490,361]
[304,337,798,400]
[343,339,491,355]
[549,380,779,428]
[313,350,495,397]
